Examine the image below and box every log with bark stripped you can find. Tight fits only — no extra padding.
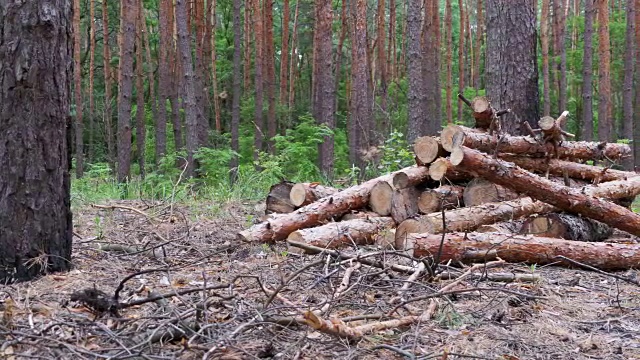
[520,213,612,242]
[266,181,296,214]
[450,146,640,236]
[417,185,464,214]
[442,125,631,161]
[369,181,393,216]
[463,178,520,207]
[289,183,339,206]
[414,136,446,166]
[406,232,640,271]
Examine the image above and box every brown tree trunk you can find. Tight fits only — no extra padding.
[473,0,484,89]
[376,0,389,135]
[553,0,567,114]
[288,0,300,111]
[252,0,265,161]
[135,1,146,178]
[541,0,551,115]
[263,0,276,153]
[350,0,371,166]
[0,0,73,282]
[635,0,640,170]
[388,0,396,81]
[156,0,171,163]
[243,1,251,93]
[287,217,395,251]
[521,213,612,242]
[417,185,464,214]
[266,181,296,214]
[622,0,635,169]
[209,0,221,133]
[333,0,348,131]
[582,0,596,141]
[445,0,453,124]
[314,0,335,176]
[451,146,640,236]
[597,0,612,141]
[230,0,242,181]
[408,232,640,270]
[407,0,427,142]
[88,0,96,163]
[117,0,137,182]
[485,0,539,135]
[73,0,84,178]
[193,0,209,148]
[290,183,339,207]
[175,0,199,177]
[170,6,184,155]
[457,0,466,123]
[423,0,441,135]
[103,0,115,169]
[139,2,157,167]
[279,0,290,106]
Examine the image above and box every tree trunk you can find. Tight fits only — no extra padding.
[230,0,242,182]
[463,178,520,207]
[209,0,221,133]
[445,0,453,124]
[140,2,157,152]
[88,0,96,163]
[582,0,596,141]
[290,183,339,207]
[288,0,300,112]
[175,0,199,177]
[485,0,539,135]
[457,0,466,123]
[418,185,464,214]
[287,217,395,252]
[597,0,612,141]
[156,0,171,163]
[266,181,296,214]
[279,0,290,106]
[391,187,420,223]
[376,0,389,135]
[473,0,484,89]
[263,0,276,153]
[238,166,424,243]
[553,0,567,114]
[135,1,146,178]
[635,0,640,170]
[117,0,137,183]
[407,0,428,142]
[428,157,472,182]
[73,0,84,178]
[243,1,251,93]
[451,146,640,236]
[423,0,441,135]
[445,124,632,160]
[314,0,335,177]
[388,0,396,81]
[193,0,209,149]
[0,0,73,282]
[623,0,635,169]
[103,0,115,169]
[414,136,446,166]
[541,0,551,115]
[407,232,640,271]
[252,0,264,162]
[521,213,612,242]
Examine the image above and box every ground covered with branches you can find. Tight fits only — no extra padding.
[0,200,639,360]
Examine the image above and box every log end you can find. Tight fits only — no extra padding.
[414,136,442,165]
[418,191,439,214]
[538,116,556,131]
[289,183,308,207]
[395,218,431,251]
[370,181,394,216]
[392,172,411,189]
[429,158,450,181]
[440,125,464,152]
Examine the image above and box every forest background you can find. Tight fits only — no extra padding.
[70,0,637,205]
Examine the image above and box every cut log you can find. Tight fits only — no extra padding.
[266,181,296,214]
[407,232,640,271]
[520,213,612,242]
[395,197,554,249]
[391,165,432,189]
[369,181,393,216]
[463,178,520,207]
[470,96,493,128]
[497,154,635,183]
[428,158,471,182]
[238,165,423,243]
[476,220,525,234]
[287,217,395,253]
[289,183,339,207]
[443,125,631,161]
[414,136,446,166]
[417,185,464,214]
[450,146,640,236]
[341,211,380,221]
[390,187,419,223]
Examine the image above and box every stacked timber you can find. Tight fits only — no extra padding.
[240,104,640,271]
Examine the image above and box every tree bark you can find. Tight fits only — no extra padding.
[279,0,290,107]
[117,0,137,182]
[103,0,115,169]
[457,0,466,123]
[314,0,335,176]
[252,0,264,162]
[140,2,157,151]
[193,0,208,149]
[445,0,453,124]
[156,0,171,163]
[635,0,640,170]
[451,146,640,236]
[521,213,612,242]
[423,0,441,135]
[407,0,428,142]
[597,0,612,141]
[418,185,464,214]
[287,217,395,253]
[623,0,635,170]
[230,0,242,182]
[485,0,539,135]
[407,232,640,271]
[238,166,423,243]
[428,157,472,182]
[0,0,73,282]
[290,183,339,207]
[73,0,84,178]
[463,178,520,207]
[473,0,484,89]
[552,0,567,114]
[88,0,96,163]
[541,0,551,115]
[263,0,276,153]
[582,0,596,141]
[135,1,146,178]
[266,181,296,214]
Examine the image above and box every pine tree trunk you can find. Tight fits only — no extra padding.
[140,2,157,165]
[457,0,465,123]
[376,0,389,136]
[445,0,453,124]
[88,0,96,163]
[263,0,277,153]
[423,0,441,135]
[0,0,73,282]
[194,0,209,148]
[350,0,371,167]
[209,0,221,133]
[388,0,396,81]
[279,0,290,107]
[597,0,612,141]
[473,0,484,89]
[243,2,251,93]
[117,0,137,182]
[73,0,84,178]
[582,0,595,141]
[156,0,171,163]
[407,0,427,142]
[252,0,264,162]
[541,0,551,115]
[553,0,567,114]
[230,0,242,182]
[135,1,146,178]
[288,0,300,112]
[485,0,539,135]
[102,0,115,169]
[635,0,640,170]
[622,0,635,169]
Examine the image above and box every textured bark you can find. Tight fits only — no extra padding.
[407,232,640,271]
[252,0,264,161]
[266,181,296,214]
[582,0,595,141]
[407,0,427,142]
[230,0,241,181]
[288,0,300,111]
[170,10,184,155]
[88,0,95,162]
[209,0,221,133]
[552,0,567,114]
[287,217,395,252]
[521,213,612,242]
[452,146,640,236]
[135,2,146,178]
[417,185,464,214]
[541,0,551,115]
[376,0,389,135]
[597,0,612,141]
[238,166,422,243]
[243,1,251,92]
[388,0,396,81]
[635,0,640,170]
[117,0,137,182]
[0,0,73,282]
[193,0,209,148]
[457,0,465,123]
[314,0,335,176]
[290,183,339,207]
[485,0,539,135]
[333,0,348,131]
[176,0,199,177]
[445,0,453,124]
[497,154,636,182]
[103,0,115,168]
[156,0,171,163]
[140,2,156,149]
[473,0,484,89]
[263,0,276,153]
[279,0,290,106]
[447,125,632,160]
[622,0,635,169]
[423,0,441,135]
[476,220,524,234]
[463,178,520,207]
[391,187,420,223]
[73,0,84,178]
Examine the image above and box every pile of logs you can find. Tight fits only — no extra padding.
[239,99,640,271]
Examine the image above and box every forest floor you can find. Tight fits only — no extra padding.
[1,199,640,360]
